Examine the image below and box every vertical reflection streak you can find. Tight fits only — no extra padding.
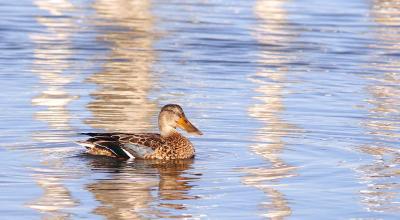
[28,0,79,218]
[356,0,400,213]
[243,1,298,219]
[30,0,77,140]
[86,0,157,133]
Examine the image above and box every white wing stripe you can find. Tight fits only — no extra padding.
[122,149,135,159]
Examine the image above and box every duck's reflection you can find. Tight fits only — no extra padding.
[85,0,157,132]
[356,0,400,213]
[28,0,79,218]
[86,158,198,219]
[243,0,298,219]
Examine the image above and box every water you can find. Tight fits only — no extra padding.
[1,0,399,219]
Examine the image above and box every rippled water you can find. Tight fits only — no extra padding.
[1,0,399,219]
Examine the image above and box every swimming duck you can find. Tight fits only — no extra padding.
[78,104,202,160]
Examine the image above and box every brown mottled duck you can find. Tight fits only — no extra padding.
[77,104,202,160]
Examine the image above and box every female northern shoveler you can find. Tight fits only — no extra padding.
[77,104,202,160]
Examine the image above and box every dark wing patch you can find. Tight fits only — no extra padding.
[80,133,132,159]
[93,141,130,159]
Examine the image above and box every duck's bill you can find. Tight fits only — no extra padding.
[177,117,203,135]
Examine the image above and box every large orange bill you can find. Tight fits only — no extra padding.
[177,116,203,135]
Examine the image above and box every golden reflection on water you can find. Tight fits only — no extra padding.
[30,0,78,141]
[28,0,79,218]
[243,0,297,219]
[356,0,400,213]
[86,159,197,219]
[85,0,157,132]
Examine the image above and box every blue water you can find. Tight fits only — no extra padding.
[0,0,399,219]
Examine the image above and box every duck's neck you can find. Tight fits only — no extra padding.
[159,124,180,138]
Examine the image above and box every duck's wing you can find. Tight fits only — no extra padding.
[78,133,164,159]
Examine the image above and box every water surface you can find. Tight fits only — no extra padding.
[0,0,399,219]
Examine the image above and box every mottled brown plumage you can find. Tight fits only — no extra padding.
[78,104,202,160]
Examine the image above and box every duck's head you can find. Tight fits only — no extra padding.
[158,104,203,137]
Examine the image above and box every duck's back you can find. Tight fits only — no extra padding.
[78,132,195,160]
[78,132,165,159]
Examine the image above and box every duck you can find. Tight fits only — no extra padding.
[77,104,202,160]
